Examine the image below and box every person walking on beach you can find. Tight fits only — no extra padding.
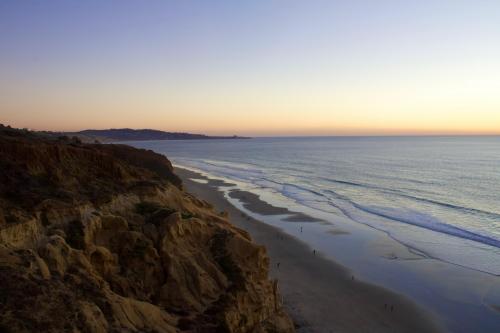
[313,249,316,255]
[300,227,303,233]
[277,262,280,269]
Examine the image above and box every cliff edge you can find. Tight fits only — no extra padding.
[0,125,294,333]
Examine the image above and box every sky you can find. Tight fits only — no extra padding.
[1,0,499,136]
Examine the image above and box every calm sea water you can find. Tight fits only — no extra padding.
[127,136,500,275]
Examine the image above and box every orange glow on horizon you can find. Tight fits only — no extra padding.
[1,2,499,137]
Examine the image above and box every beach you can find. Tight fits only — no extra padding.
[176,167,444,333]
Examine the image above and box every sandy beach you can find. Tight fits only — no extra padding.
[176,167,444,333]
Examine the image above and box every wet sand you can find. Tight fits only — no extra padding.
[228,189,324,222]
[177,167,444,333]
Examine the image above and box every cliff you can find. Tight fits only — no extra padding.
[0,125,293,333]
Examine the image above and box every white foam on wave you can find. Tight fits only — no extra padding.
[174,158,500,275]
[353,205,500,248]
[175,158,264,183]
[337,203,500,275]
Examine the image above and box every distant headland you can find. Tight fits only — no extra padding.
[60,128,250,142]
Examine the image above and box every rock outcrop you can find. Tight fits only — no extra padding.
[0,125,294,333]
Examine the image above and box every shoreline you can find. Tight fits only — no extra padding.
[176,167,444,333]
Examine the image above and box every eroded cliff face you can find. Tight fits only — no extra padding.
[0,126,294,333]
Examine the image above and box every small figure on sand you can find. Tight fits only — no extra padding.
[351,275,354,281]
[390,305,394,312]
[300,227,303,233]
[313,249,316,255]
[277,262,280,269]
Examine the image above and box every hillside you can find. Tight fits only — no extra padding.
[0,125,292,332]
[66,128,249,142]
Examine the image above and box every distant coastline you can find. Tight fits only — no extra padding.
[60,128,250,143]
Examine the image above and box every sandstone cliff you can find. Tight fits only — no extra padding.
[0,125,294,333]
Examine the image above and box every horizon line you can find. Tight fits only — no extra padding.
[3,123,500,138]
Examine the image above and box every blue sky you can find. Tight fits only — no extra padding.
[1,1,499,135]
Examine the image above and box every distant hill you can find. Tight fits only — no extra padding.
[63,128,249,142]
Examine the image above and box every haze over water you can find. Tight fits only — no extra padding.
[129,136,500,275]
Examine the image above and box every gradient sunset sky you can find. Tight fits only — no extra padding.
[1,0,499,136]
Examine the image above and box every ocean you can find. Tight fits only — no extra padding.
[126,136,500,331]
[127,136,500,276]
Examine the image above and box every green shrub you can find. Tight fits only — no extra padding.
[181,211,194,220]
[148,207,177,225]
[135,202,163,216]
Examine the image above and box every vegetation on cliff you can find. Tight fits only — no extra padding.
[0,125,293,332]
